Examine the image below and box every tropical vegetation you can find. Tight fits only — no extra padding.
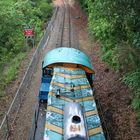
[79,0,140,121]
[0,0,53,97]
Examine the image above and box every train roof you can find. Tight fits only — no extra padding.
[44,66,105,140]
[42,47,94,73]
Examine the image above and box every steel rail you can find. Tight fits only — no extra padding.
[60,0,66,47]
[55,0,72,48]
[68,0,71,48]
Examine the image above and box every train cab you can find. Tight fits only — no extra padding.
[39,66,53,102]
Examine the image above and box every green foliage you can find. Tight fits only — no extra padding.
[79,0,140,67]
[132,97,140,110]
[4,53,26,85]
[136,111,140,123]
[78,0,88,10]
[121,66,140,116]
[123,69,140,98]
[79,0,140,120]
[38,0,53,20]
[113,42,140,71]
[0,0,53,98]
[0,92,6,98]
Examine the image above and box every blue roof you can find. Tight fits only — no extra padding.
[43,47,94,73]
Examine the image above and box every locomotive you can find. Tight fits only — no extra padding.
[31,47,105,140]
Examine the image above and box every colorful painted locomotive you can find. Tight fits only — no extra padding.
[33,47,105,140]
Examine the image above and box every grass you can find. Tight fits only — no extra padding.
[0,52,26,99]
[4,53,26,84]
[0,91,6,98]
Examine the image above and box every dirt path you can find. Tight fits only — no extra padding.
[70,2,140,140]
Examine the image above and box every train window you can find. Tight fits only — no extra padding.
[86,73,93,88]
[43,68,53,76]
[48,69,52,75]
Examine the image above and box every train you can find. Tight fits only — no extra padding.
[30,47,106,140]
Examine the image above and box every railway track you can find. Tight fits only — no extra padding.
[45,0,79,52]
[56,0,72,48]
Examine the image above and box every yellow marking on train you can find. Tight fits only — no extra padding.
[49,92,54,96]
[60,96,73,102]
[47,106,63,115]
[89,127,103,136]
[62,65,95,74]
[48,92,73,102]
[63,66,80,70]
[85,110,97,117]
[51,82,90,90]
[49,91,94,103]
[74,85,90,90]
[53,72,86,79]
[51,82,65,88]
[75,96,94,102]
[45,123,63,134]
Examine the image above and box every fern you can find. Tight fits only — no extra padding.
[132,97,140,110]
[123,69,140,90]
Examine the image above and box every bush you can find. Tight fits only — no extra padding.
[123,70,140,106]
[38,1,53,20]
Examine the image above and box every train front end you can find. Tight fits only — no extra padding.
[41,48,105,140]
